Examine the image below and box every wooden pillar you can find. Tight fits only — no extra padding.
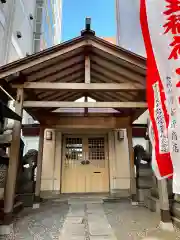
[127,126,137,204]
[158,179,174,229]
[34,127,44,204]
[4,88,24,214]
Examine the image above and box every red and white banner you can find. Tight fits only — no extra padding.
[140,1,176,183]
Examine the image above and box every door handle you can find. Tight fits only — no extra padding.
[94,172,101,173]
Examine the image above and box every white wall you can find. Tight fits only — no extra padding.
[8,0,36,63]
[22,136,39,155]
[0,0,36,65]
[133,137,147,150]
[41,129,56,191]
[109,130,130,193]
[53,0,62,45]
[134,110,149,124]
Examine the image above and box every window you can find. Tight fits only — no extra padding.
[88,137,105,160]
[65,137,83,160]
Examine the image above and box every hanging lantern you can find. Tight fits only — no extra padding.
[46,130,52,140]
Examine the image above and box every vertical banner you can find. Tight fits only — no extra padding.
[140,0,174,180]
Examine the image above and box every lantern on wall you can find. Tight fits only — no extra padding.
[45,130,52,140]
[117,130,124,141]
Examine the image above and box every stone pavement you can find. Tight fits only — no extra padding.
[104,202,180,240]
[59,199,117,239]
[2,200,69,240]
[1,198,180,239]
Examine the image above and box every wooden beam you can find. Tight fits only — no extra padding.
[0,40,86,79]
[27,55,83,81]
[23,101,147,108]
[92,56,145,83]
[90,40,146,71]
[85,55,91,83]
[30,63,84,83]
[44,116,130,129]
[46,112,124,117]
[12,82,145,91]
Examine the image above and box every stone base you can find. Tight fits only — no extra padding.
[144,195,160,213]
[40,190,61,199]
[131,201,138,206]
[104,189,130,203]
[18,193,34,207]
[109,189,130,198]
[0,223,13,235]
[33,195,42,209]
[137,188,150,203]
[131,193,138,205]
[171,201,180,219]
[170,200,180,230]
[34,195,42,203]
[0,201,23,225]
[160,209,172,222]
[172,216,180,229]
[33,203,40,209]
[159,221,174,232]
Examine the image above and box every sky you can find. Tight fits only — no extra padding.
[62,0,116,41]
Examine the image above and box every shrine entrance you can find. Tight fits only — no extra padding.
[0,18,150,231]
[61,134,109,193]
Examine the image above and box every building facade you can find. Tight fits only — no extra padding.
[23,0,63,152]
[115,0,146,57]
[34,0,62,52]
[0,0,36,65]
[115,0,148,148]
[0,0,62,64]
[0,32,147,197]
[1,0,62,152]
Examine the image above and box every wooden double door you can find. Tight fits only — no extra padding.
[61,134,109,193]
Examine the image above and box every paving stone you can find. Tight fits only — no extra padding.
[4,197,178,240]
[64,216,84,224]
[103,202,180,240]
[88,214,108,222]
[61,223,85,236]
[67,212,85,217]
[3,202,69,240]
[60,236,85,240]
[89,236,117,240]
[89,222,113,236]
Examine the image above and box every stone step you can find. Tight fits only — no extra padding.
[172,216,180,229]
[171,201,180,219]
[103,197,129,203]
[68,198,103,204]
[145,195,160,212]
